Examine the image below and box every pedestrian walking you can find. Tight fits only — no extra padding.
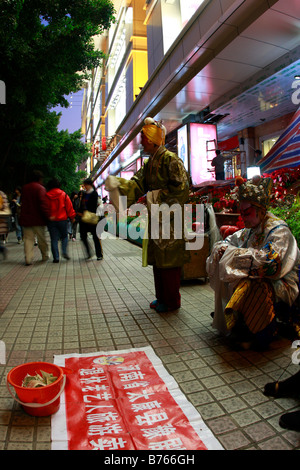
[46,178,76,263]
[70,191,80,240]
[19,170,52,265]
[11,186,22,243]
[79,178,103,260]
[0,189,10,259]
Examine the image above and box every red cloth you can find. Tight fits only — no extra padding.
[46,188,76,221]
[19,182,51,227]
[153,266,181,310]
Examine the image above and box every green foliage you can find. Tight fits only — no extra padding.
[271,196,300,247]
[4,110,89,194]
[0,0,115,191]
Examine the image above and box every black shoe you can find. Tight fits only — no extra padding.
[264,371,300,398]
[97,256,103,260]
[63,254,70,260]
[53,259,59,263]
[263,381,291,398]
[279,410,300,431]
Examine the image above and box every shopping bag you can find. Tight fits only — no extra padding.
[81,210,99,225]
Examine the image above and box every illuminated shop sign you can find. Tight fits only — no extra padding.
[177,125,189,171]
[189,123,217,184]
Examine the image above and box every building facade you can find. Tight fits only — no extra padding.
[81,0,300,195]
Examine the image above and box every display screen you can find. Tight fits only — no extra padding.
[189,123,217,184]
[177,125,189,171]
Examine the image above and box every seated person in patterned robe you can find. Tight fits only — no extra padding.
[206,176,300,349]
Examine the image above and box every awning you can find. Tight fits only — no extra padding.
[259,106,300,173]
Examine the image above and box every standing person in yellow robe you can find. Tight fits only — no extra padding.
[206,176,300,350]
[105,117,190,313]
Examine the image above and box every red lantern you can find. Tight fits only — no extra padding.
[102,137,107,151]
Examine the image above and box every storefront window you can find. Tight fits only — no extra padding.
[262,136,279,155]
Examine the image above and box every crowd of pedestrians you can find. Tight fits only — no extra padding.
[0,172,105,264]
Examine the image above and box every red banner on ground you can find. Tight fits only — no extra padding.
[52,347,223,450]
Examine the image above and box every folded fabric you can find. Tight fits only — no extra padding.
[105,175,120,190]
[105,176,127,214]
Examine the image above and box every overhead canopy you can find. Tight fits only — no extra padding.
[259,106,300,173]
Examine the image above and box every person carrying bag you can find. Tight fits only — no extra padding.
[79,178,103,260]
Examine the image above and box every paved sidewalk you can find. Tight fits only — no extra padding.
[1,232,300,450]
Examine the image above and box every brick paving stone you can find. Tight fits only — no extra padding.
[257,436,292,450]
[217,430,251,450]
[1,233,300,450]
[231,409,261,427]
[206,415,237,435]
[244,421,276,442]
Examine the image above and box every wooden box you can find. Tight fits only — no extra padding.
[181,234,209,280]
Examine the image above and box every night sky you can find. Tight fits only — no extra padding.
[54,89,84,134]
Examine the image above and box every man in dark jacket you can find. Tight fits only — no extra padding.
[79,178,103,260]
[19,170,52,265]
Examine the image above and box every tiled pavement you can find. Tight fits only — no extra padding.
[1,231,300,450]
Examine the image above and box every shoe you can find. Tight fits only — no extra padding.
[2,247,7,260]
[155,303,168,313]
[25,262,32,266]
[97,256,103,260]
[53,259,59,263]
[42,255,49,262]
[72,238,76,241]
[263,374,300,399]
[63,254,70,260]
[279,410,300,431]
[150,300,158,309]
[17,239,21,244]
[263,381,282,398]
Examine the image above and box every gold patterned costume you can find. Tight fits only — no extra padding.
[206,177,300,346]
[105,117,190,312]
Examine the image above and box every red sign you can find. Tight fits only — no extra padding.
[218,135,239,151]
[52,348,222,450]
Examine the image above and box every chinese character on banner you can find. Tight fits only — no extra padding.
[52,348,223,450]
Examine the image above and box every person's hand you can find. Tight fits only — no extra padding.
[217,245,227,260]
[49,216,55,221]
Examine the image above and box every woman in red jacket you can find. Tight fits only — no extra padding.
[46,178,76,263]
